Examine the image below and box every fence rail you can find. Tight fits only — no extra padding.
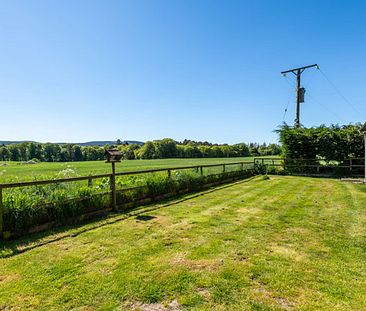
[1,157,364,240]
[0,161,253,189]
[0,161,255,239]
[254,157,365,176]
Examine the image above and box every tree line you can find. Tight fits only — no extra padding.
[0,143,105,162]
[278,123,364,161]
[0,139,282,162]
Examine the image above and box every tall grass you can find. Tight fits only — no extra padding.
[2,165,254,237]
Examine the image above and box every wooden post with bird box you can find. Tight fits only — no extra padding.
[105,149,122,211]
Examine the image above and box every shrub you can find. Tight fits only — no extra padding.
[277,123,364,161]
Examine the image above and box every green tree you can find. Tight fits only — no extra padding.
[8,145,20,161]
[19,143,28,161]
[43,143,57,162]
[137,141,157,159]
[154,139,178,158]
[73,145,83,161]
[0,146,9,161]
[28,143,37,160]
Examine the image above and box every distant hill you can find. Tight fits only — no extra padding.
[0,140,144,146]
[0,141,37,145]
[77,141,144,146]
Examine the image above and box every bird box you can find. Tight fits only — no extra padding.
[104,149,122,163]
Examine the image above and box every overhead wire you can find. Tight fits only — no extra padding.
[283,74,296,90]
[318,67,365,118]
[282,75,296,122]
[281,67,343,123]
[282,100,290,122]
[305,90,343,120]
[301,69,315,90]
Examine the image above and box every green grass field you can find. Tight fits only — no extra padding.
[1,175,366,310]
[0,157,257,182]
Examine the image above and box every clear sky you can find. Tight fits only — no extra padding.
[1,0,366,144]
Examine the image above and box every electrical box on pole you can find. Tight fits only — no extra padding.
[299,88,305,103]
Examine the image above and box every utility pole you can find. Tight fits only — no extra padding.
[281,64,318,128]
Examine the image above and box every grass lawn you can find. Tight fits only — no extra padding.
[0,157,257,182]
[1,175,366,310]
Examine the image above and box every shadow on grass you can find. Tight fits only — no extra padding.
[0,177,257,259]
[283,172,362,180]
[135,215,156,221]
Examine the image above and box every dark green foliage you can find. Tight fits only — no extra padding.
[0,140,282,162]
[0,143,106,162]
[136,141,157,159]
[254,162,267,174]
[154,138,178,158]
[136,140,280,160]
[3,183,110,233]
[278,123,364,161]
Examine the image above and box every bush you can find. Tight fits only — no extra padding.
[277,123,364,161]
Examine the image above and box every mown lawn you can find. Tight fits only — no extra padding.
[0,157,257,182]
[1,176,366,310]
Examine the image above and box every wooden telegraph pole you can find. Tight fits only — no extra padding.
[281,64,318,128]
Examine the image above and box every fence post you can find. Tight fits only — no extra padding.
[350,158,352,173]
[110,162,117,211]
[168,169,171,178]
[200,166,203,176]
[88,177,92,187]
[223,164,226,173]
[241,163,244,171]
[0,188,3,239]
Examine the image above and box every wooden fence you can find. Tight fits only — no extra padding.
[0,161,255,239]
[254,157,365,176]
[1,157,364,239]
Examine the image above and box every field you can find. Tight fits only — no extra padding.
[0,157,258,182]
[1,175,366,310]
[0,157,257,237]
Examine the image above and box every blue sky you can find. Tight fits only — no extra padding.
[1,0,366,144]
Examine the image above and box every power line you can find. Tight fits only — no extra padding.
[318,68,365,118]
[283,75,296,90]
[301,69,316,90]
[282,100,290,122]
[306,90,343,120]
[282,75,295,123]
